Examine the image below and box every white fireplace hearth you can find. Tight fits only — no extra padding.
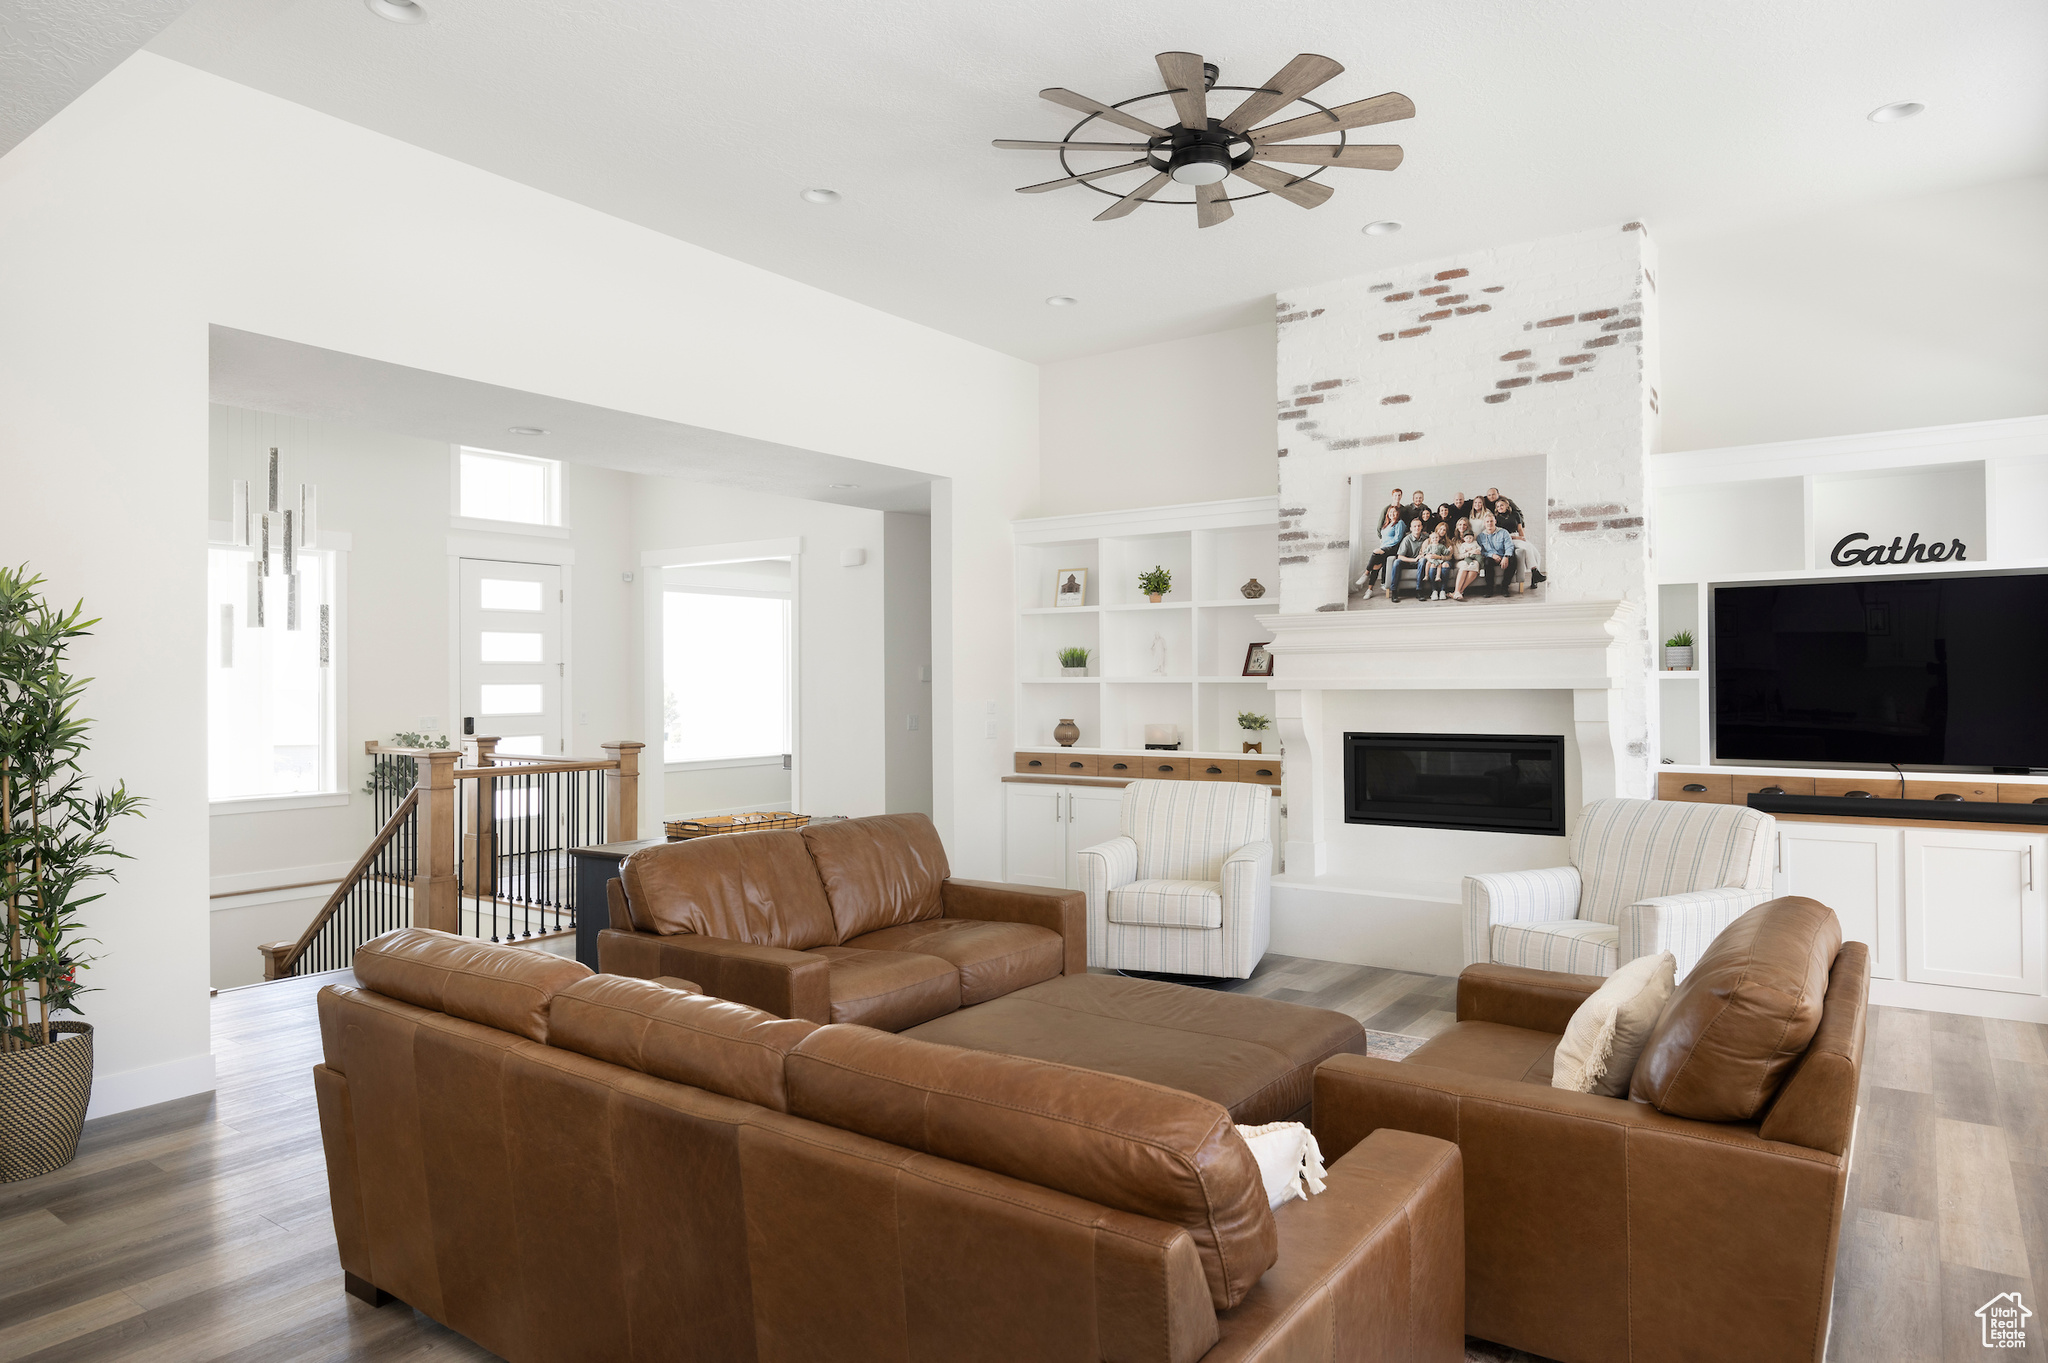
[1255,596,1643,975]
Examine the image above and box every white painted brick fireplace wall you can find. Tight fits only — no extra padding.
[1258,224,1661,974]
[1276,222,1659,625]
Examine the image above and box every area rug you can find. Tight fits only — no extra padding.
[1365,1030,1428,1061]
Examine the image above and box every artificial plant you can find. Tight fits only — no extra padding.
[1665,630,1695,648]
[1057,647,1091,669]
[362,731,452,797]
[1237,711,1273,731]
[0,566,143,1051]
[1137,565,1173,597]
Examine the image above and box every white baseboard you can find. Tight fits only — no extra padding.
[1868,977,2048,1023]
[1271,878,1463,977]
[85,1051,218,1121]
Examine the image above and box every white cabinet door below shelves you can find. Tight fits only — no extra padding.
[1064,785,1126,889]
[1775,823,1900,980]
[1901,829,2045,995]
[1004,784,1067,887]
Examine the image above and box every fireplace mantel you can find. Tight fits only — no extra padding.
[1253,598,1638,689]
[1255,598,1643,876]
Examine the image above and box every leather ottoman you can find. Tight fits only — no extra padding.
[899,972,1368,1125]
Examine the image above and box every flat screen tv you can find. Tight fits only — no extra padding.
[1712,571,2048,770]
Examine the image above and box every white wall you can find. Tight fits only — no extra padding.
[632,479,890,823]
[1658,174,2048,452]
[1036,322,1277,517]
[1036,177,2048,522]
[0,54,1035,1117]
[882,512,934,815]
[202,404,648,989]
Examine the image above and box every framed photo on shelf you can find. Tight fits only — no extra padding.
[1242,641,1275,677]
[1053,568,1088,608]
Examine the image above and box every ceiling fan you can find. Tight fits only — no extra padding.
[993,51,1414,229]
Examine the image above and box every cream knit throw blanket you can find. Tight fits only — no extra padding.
[1236,1121,1329,1208]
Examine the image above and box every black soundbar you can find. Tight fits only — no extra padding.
[1746,793,2048,825]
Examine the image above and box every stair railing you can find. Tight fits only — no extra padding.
[259,737,642,978]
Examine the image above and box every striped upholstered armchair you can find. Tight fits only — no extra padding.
[1077,779,1272,979]
[1463,797,1777,980]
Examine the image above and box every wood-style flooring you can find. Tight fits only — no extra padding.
[0,956,2039,1362]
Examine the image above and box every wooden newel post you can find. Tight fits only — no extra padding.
[414,748,461,934]
[463,736,498,897]
[602,741,644,843]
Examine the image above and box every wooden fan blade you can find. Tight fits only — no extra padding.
[1039,89,1170,139]
[1229,160,1334,208]
[994,139,1153,151]
[1250,92,1415,144]
[1252,143,1404,171]
[1017,159,1154,194]
[1220,54,1344,133]
[1095,172,1170,221]
[1155,52,1208,129]
[1195,182,1233,228]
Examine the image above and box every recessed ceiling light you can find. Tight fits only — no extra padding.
[1867,101,1925,122]
[800,188,842,204]
[827,483,858,490]
[1362,220,1403,236]
[1045,296,1077,307]
[365,0,427,23]
[508,426,548,436]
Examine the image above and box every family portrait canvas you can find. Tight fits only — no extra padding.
[1346,455,1548,609]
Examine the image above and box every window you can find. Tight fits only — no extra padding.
[458,447,560,526]
[208,546,338,800]
[663,591,790,763]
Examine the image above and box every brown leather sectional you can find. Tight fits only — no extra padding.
[1314,896,1868,1363]
[316,928,1467,1362]
[599,811,1372,1126]
[598,812,1084,1029]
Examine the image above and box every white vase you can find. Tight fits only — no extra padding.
[1664,646,1694,671]
[1061,666,1087,676]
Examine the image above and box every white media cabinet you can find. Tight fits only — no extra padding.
[1650,414,2048,1020]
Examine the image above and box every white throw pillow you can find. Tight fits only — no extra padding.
[1552,951,1677,1098]
[1236,1121,1328,1209]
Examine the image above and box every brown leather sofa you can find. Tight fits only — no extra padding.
[598,812,1084,1030]
[1312,896,1867,1363]
[317,928,1467,1362]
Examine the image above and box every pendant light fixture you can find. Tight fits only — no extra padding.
[230,447,319,630]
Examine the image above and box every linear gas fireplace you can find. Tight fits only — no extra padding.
[1343,732,1567,836]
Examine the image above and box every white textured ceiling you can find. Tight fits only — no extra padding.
[1,0,195,155]
[152,0,2047,362]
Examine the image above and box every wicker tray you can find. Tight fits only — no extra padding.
[664,811,810,841]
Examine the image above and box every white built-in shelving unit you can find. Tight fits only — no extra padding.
[1012,497,1280,756]
[1651,416,2048,768]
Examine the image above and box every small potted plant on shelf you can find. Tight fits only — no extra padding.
[1057,647,1091,677]
[1237,710,1273,753]
[1663,630,1695,671]
[1,566,144,1184]
[1138,565,1173,603]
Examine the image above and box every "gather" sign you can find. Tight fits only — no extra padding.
[1828,531,1968,567]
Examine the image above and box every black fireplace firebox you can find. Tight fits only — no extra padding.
[1343,732,1566,836]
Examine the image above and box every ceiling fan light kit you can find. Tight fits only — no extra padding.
[994,50,1413,229]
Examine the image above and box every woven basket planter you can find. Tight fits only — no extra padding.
[0,1022,93,1183]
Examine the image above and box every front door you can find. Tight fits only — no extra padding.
[459,559,564,756]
